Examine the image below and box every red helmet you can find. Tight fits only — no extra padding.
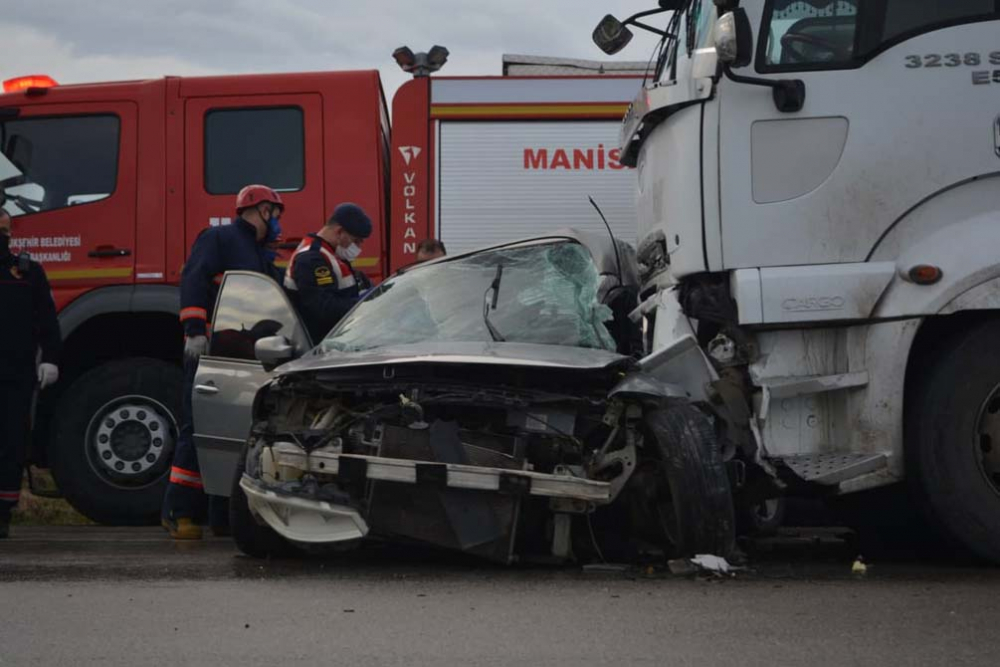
[235,184,284,213]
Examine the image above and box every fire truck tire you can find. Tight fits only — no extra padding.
[908,318,1000,564]
[230,447,297,559]
[49,358,182,526]
[645,402,737,559]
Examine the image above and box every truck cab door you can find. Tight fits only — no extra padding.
[183,94,325,265]
[717,1,1000,270]
[192,271,312,496]
[0,102,137,307]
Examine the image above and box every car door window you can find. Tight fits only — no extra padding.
[209,272,311,360]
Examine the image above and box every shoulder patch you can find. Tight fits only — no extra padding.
[314,265,334,285]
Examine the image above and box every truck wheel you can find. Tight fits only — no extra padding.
[49,358,181,525]
[908,319,1000,563]
[645,403,736,559]
[230,447,296,559]
[737,497,786,537]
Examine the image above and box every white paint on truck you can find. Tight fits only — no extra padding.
[436,121,638,254]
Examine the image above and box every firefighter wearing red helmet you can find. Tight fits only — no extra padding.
[161,184,284,540]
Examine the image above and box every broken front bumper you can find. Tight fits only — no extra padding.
[245,442,612,545]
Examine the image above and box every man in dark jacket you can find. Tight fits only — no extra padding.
[0,194,61,538]
[162,184,284,539]
[284,203,372,342]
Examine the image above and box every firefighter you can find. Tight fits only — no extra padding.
[415,239,447,263]
[284,203,372,342]
[162,184,284,540]
[0,194,61,539]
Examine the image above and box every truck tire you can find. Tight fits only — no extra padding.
[645,403,736,559]
[737,497,786,537]
[230,447,297,559]
[908,318,1000,563]
[49,358,181,525]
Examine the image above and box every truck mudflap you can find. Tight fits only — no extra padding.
[240,476,370,544]
[269,441,613,503]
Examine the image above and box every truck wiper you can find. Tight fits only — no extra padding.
[483,264,505,342]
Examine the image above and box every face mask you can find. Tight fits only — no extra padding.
[264,214,282,244]
[0,232,10,254]
[336,242,361,262]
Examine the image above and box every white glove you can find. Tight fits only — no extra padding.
[184,335,209,361]
[38,363,59,389]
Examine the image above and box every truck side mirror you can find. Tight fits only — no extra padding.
[255,335,294,371]
[593,15,634,55]
[714,9,753,68]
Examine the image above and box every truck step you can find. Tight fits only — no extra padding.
[775,453,888,486]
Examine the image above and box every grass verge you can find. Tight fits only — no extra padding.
[10,469,93,526]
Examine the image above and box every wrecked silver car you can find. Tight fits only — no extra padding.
[193,231,736,563]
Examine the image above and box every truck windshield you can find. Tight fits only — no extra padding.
[760,0,999,69]
[321,241,617,353]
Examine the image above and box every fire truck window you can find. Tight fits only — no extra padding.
[209,272,310,361]
[204,107,305,195]
[0,114,119,217]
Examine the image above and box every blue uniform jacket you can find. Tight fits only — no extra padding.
[284,234,367,342]
[179,219,282,337]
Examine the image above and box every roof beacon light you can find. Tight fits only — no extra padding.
[3,75,58,94]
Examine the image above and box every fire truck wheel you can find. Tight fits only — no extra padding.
[49,358,182,526]
[645,402,737,559]
[230,447,298,559]
[908,318,1000,564]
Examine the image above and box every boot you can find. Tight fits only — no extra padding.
[162,516,203,540]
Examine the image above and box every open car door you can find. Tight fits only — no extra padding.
[192,271,312,496]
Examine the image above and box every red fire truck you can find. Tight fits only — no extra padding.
[0,57,643,524]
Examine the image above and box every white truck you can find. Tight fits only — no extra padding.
[594,0,1000,561]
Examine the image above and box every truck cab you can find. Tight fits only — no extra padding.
[596,0,1000,561]
[0,71,389,524]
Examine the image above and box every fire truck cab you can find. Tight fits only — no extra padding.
[0,71,389,523]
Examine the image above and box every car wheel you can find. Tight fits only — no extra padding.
[49,358,181,525]
[907,318,1000,563]
[230,446,297,559]
[645,402,736,559]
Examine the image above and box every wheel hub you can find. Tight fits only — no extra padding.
[974,388,1000,494]
[91,400,174,481]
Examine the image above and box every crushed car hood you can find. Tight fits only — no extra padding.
[276,341,631,376]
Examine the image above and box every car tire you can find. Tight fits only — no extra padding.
[907,318,1000,563]
[645,402,736,559]
[230,447,297,559]
[49,358,182,526]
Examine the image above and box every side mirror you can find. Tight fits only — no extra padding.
[593,15,634,55]
[255,335,294,371]
[714,9,754,68]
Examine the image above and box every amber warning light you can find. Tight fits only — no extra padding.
[3,75,58,93]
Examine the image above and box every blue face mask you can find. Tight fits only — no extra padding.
[264,214,282,244]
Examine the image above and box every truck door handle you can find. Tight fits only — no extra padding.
[194,384,219,396]
[277,238,302,250]
[88,246,132,258]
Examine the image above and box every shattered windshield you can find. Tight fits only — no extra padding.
[322,241,617,353]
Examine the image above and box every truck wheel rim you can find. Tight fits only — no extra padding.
[85,395,177,489]
[974,387,1000,496]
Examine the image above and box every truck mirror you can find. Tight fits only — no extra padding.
[714,9,753,68]
[255,335,294,371]
[593,15,634,55]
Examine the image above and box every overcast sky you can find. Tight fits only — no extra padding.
[2,0,666,101]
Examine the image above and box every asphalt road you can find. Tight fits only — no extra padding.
[2,527,999,667]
